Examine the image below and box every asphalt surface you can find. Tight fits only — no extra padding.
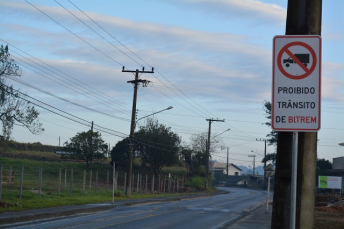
[223,204,272,229]
[0,189,272,228]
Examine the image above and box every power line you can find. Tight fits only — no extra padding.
[25,0,124,67]
[6,75,130,122]
[9,49,131,115]
[0,39,132,112]
[1,83,129,139]
[55,0,143,67]
[60,0,235,126]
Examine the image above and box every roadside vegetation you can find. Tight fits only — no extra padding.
[0,141,215,213]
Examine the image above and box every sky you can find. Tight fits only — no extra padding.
[0,0,343,168]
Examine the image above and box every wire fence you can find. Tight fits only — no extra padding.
[0,165,186,200]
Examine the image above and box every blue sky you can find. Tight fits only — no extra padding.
[0,0,343,167]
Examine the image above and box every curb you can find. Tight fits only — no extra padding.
[0,205,114,226]
[215,202,265,229]
[0,191,228,226]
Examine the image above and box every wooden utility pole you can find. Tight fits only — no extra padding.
[205,118,224,189]
[271,1,322,228]
[122,67,153,197]
[257,138,267,187]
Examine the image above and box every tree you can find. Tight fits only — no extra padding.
[262,100,277,147]
[262,100,277,165]
[135,118,181,177]
[0,44,44,139]
[188,132,208,175]
[316,158,332,171]
[316,158,332,178]
[186,132,224,176]
[64,130,108,168]
[261,153,277,166]
[110,136,136,168]
[190,131,224,156]
[180,146,193,175]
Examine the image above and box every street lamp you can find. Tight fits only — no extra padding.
[212,128,230,139]
[126,106,173,196]
[136,106,173,124]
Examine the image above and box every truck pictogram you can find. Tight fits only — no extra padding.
[283,54,309,67]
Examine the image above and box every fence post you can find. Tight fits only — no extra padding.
[158,175,161,193]
[106,170,109,194]
[177,177,179,192]
[83,170,86,193]
[136,173,139,193]
[164,175,166,193]
[140,174,142,193]
[64,168,67,188]
[168,173,171,193]
[173,176,176,193]
[182,175,184,192]
[95,170,98,194]
[58,168,61,196]
[70,168,73,196]
[145,175,148,193]
[115,171,118,192]
[112,163,115,204]
[151,175,155,193]
[19,166,24,199]
[89,170,92,190]
[9,166,12,185]
[0,165,3,200]
[124,172,127,193]
[38,167,43,197]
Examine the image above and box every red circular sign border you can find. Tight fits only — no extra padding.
[277,41,317,80]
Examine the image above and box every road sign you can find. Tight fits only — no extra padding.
[272,35,321,131]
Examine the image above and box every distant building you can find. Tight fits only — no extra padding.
[332,157,344,170]
[55,151,75,155]
[326,156,344,190]
[246,175,264,188]
[211,162,242,176]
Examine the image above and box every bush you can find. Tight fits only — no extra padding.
[185,176,205,190]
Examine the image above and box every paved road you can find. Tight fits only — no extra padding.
[6,187,269,229]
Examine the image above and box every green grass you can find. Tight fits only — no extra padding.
[0,154,203,213]
[0,188,191,213]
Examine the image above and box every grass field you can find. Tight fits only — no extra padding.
[0,150,203,213]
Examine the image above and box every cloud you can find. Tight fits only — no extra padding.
[322,62,344,103]
[169,0,286,27]
[2,0,342,109]
[1,1,272,98]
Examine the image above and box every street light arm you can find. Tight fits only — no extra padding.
[212,128,230,139]
[136,106,173,122]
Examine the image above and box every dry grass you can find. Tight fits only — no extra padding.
[315,205,344,229]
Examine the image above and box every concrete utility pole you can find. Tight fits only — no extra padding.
[90,121,94,162]
[271,1,322,229]
[226,147,229,182]
[122,67,153,197]
[257,138,267,187]
[205,118,225,189]
[248,154,256,175]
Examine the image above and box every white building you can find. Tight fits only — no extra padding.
[211,162,242,176]
[333,156,344,169]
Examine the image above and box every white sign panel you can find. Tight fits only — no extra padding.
[272,35,321,131]
[319,176,342,189]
